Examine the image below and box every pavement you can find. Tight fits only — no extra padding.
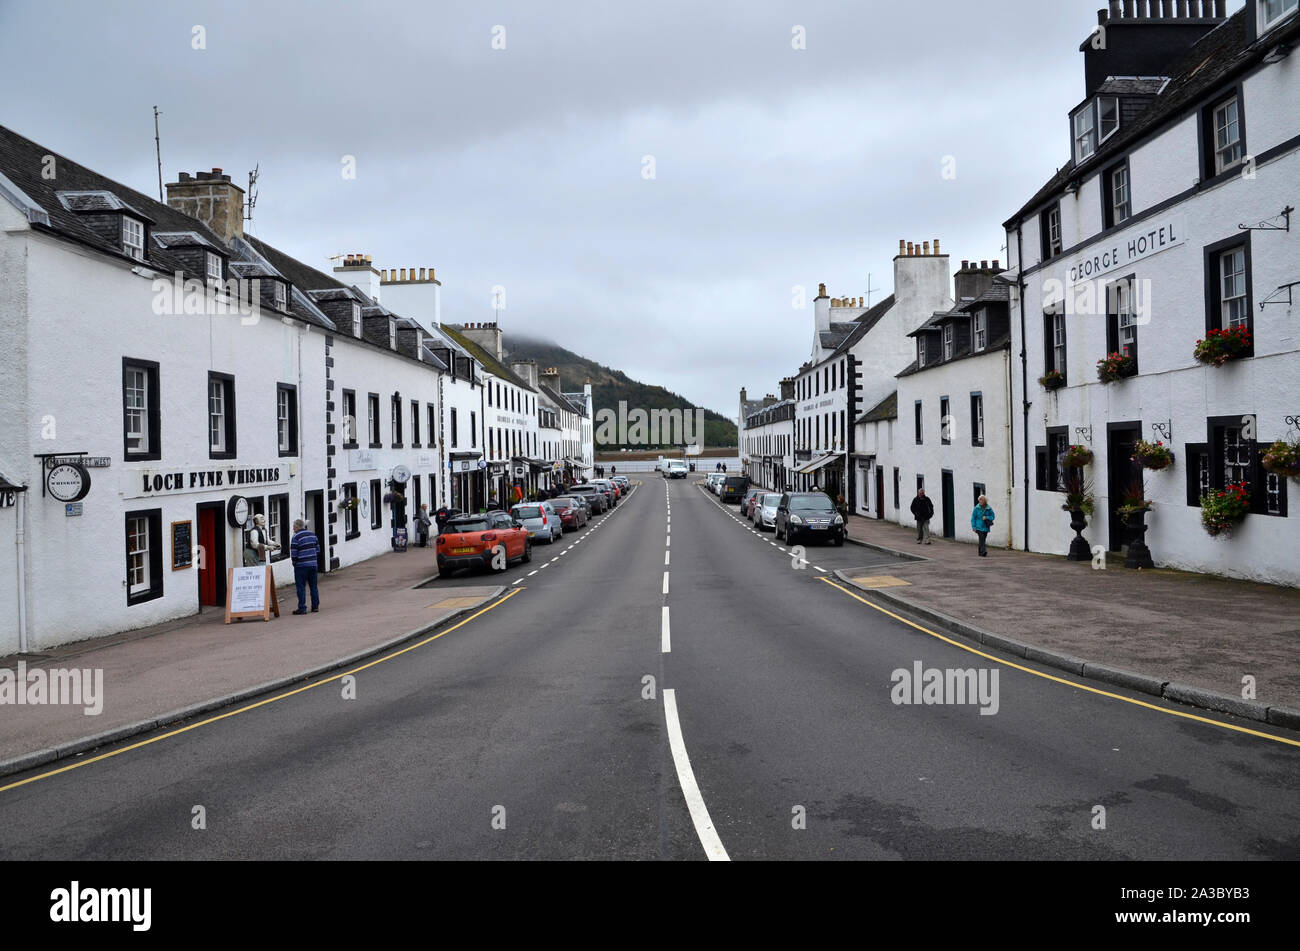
[0,477,1297,861]
[840,512,1300,715]
[0,548,504,773]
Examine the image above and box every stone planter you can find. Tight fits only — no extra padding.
[1066,508,1092,561]
[1123,509,1154,570]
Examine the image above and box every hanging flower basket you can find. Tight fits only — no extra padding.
[383,491,405,505]
[1131,439,1175,470]
[339,497,360,512]
[1096,352,1136,383]
[1059,444,1094,468]
[1261,440,1300,479]
[1038,369,1066,390]
[1200,482,1250,537]
[1193,326,1251,367]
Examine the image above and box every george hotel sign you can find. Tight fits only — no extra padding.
[1067,214,1186,285]
[122,464,288,499]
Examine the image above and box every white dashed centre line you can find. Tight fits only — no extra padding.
[527,570,538,576]
[661,605,671,653]
[663,689,729,861]
[664,551,670,565]
[662,572,670,595]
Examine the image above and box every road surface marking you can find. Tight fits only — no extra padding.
[512,578,524,585]
[663,689,730,861]
[663,572,670,595]
[819,577,1300,750]
[664,551,670,565]
[0,588,527,794]
[666,535,671,547]
[661,606,671,653]
[528,570,538,576]
[814,566,826,572]
[551,557,560,563]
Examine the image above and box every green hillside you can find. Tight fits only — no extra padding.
[504,335,737,449]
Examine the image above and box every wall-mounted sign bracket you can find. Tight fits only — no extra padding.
[1238,206,1292,233]
[1259,280,1300,310]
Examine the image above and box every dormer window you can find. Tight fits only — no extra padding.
[1073,97,1119,163]
[918,339,927,368]
[388,319,396,349]
[942,325,954,360]
[121,217,144,260]
[273,281,287,311]
[1261,0,1298,32]
[973,311,987,352]
[205,252,222,284]
[351,302,362,337]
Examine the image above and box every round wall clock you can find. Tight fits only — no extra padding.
[227,495,250,528]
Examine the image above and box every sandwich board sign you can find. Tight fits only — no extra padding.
[225,564,280,623]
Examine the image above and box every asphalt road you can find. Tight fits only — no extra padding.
[1,478,1297,860]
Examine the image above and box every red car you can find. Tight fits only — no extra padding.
[551,496,589,531]
[436,511,531,577]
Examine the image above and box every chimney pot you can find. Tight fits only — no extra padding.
[934,239,941,254]
[923,241,931,255]
[981,260,988,269]
[907,242,914,255]
[419,268,425,280]
[429,267,435,281]
[1110,0,1122,16]
[899,239,906,255]
[212,167,222,175]
[364,254,372,264]
[993,260,1000,270]
[1124,0,1136,17]
[818,282,827,297]
[962,259,970,269]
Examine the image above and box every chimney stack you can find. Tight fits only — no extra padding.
[165,168,245,244]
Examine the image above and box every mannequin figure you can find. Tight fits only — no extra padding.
[244,513,280,566]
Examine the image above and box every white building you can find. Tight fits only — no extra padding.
[1003,0,1300,584]
[857,263,1014,546]
[742,382,796,489]
[563,382,596,474]
[537,368,590,485]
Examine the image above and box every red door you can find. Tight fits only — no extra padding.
[198,507,219,606]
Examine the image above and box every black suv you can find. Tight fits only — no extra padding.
[774,492,845,545]
[719,476,749,503]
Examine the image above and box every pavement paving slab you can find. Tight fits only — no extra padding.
[842,513,1300,711]
[0,550,502,766]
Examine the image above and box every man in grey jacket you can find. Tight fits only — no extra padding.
[910,488,934,545]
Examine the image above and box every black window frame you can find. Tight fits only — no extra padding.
[343,482,360,539]
[276,383,299,457]
[1105,274,1141,373]
[471,411,477,448]
[1040,203,1063,261]
[1203,234,1254,352]
[914,400,924,445]
[207,371,237,461]
[341,389,359,449]
[973,482,987,508]
[940,396,951,446]
[970,392,985,447]
[122,357,161,462]
[391,393,404,449]
[1199,86,1247,183]
[124,508,164,606]
[893,468,900,509]
[1101,158,1132,231]
[1185,442,1211,507]
[1044,305,1067,382]
[370,478,382,530]
[368,392,382,449]
[1046,425,1070,492]
[450,407,459,448]
[267,492,290,562]
[427,404,437,448]
[411,400,421,448]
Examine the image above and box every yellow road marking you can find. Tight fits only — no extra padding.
[427,596,486,610]
[819,577,1300,749]
[848,575,911,589]
[0,588,525,794]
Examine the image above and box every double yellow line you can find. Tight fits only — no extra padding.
[0,589,524,793]
[820,577,1300,749]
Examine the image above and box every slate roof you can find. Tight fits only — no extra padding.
[0,124,225,277]
[856,391,898,425]
[1005,9,1300,226]
[896,331,1012,378]
[441,324,535,390]
[1096,77,1169,96]
[804,294,898,373]
[959,278,1011,312]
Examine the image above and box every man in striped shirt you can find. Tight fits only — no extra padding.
[290,518,320,615]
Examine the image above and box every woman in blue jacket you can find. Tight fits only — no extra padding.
[971,495,995,557]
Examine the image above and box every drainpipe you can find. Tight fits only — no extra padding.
[1015,225,1031,552]
[15,488,28,654]
[1004,348,1013,548]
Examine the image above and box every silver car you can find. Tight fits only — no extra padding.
[510,501,561,544]
[751,492,781,530]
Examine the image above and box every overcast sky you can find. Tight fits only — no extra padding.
[0,0,1246,422]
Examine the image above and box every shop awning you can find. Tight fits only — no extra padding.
[795,452,845,475]
[448,451,482,460]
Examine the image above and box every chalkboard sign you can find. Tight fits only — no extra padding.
[171,520,193,570]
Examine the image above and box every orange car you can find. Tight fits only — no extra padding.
[436,510,532,578]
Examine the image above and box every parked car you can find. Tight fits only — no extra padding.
[612,475,631,494]
[436,511,532,577]
[739,487,764,518]
[510,501,561,544]
[706,472,726,494]
[592,479,618,507]
[752,493,781,531]
[719,475,749,503]
[551,496,589,531]
[774,492,845,546]
[567,483,608,513]
[664,460,689,479]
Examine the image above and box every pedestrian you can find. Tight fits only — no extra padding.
[415,503,432,548]
[434,504,451,534]
[910,487,934,545]
[971,495,995,557]
[289,518,320,614]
